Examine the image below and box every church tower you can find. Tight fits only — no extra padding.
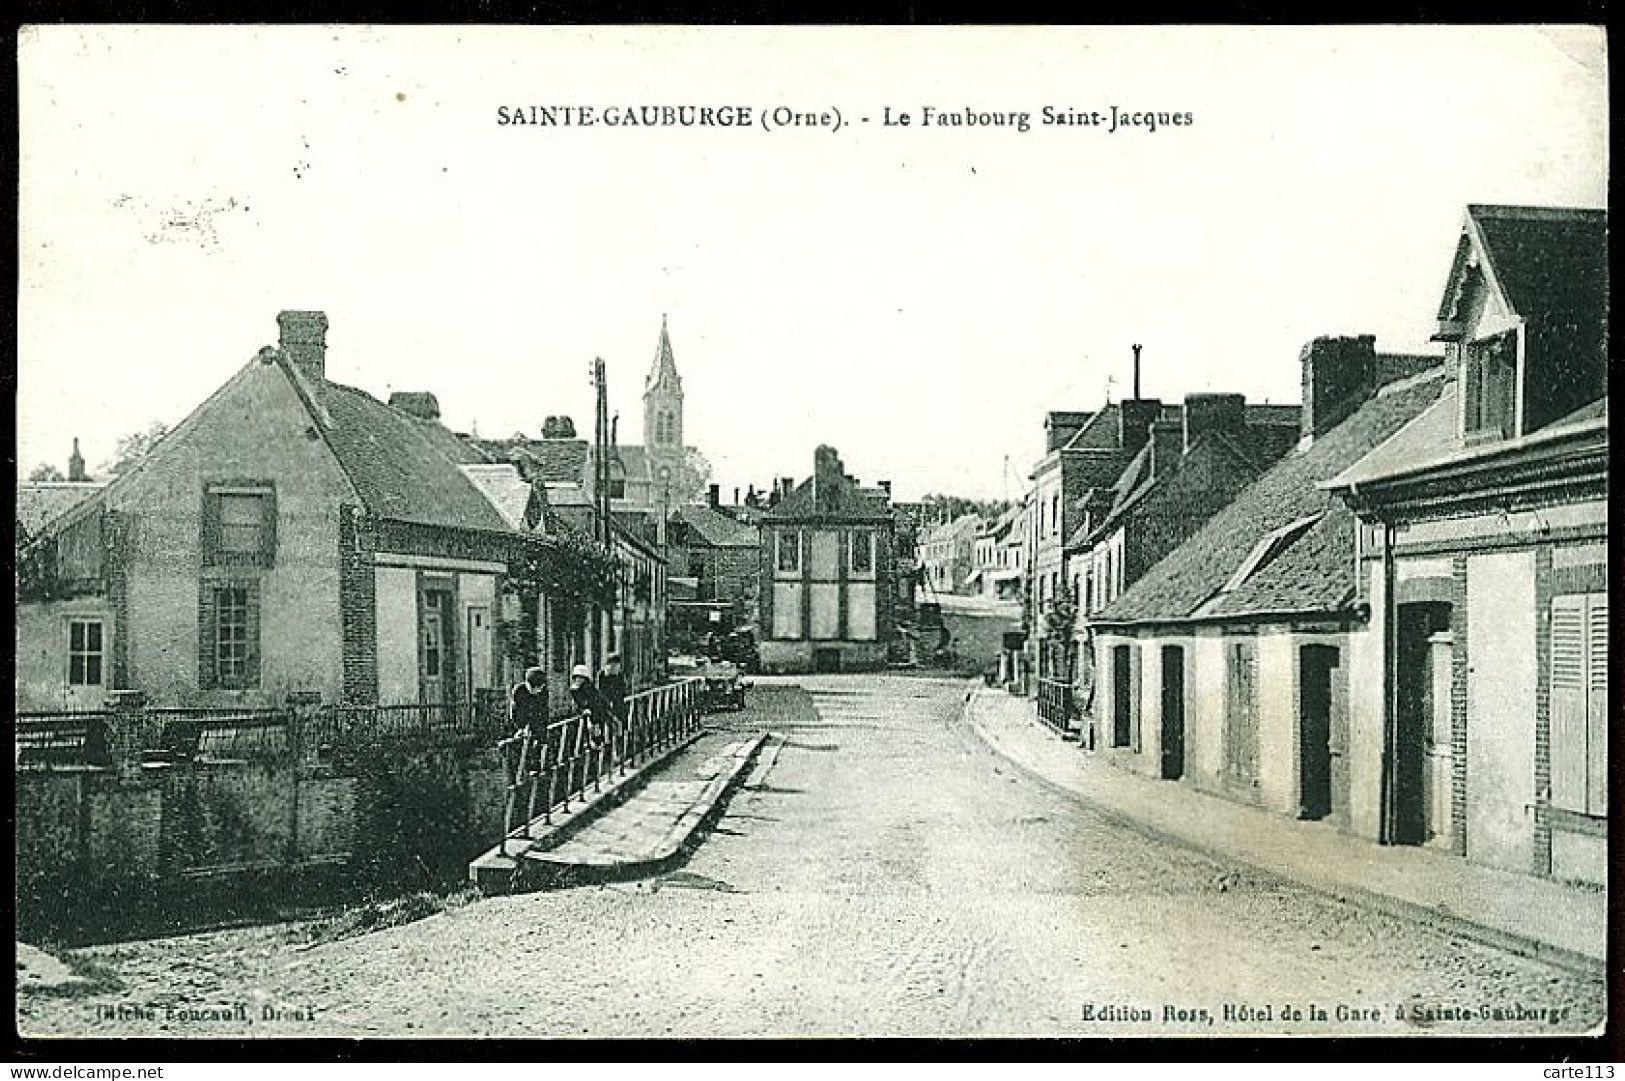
[643,314,685,456]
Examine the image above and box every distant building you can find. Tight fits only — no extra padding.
[757,446,899,673]
[668,485,761,613]
[920,513,982,596]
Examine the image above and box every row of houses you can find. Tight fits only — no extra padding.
[1024,204,1608,887]
[17,311,674,716]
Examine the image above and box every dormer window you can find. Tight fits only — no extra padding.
[1463,330,1518,443]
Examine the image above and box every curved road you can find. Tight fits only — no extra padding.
[19,675,1603,1038]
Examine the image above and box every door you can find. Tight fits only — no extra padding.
[1298,644,1338,821]
[1160,645,1185,780]
[420,589,455,704]
[1390,604,1447,844]
[1112,645,1132,747]
[466,606,491,700]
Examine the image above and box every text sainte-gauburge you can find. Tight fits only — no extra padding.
[494,104,1194,134]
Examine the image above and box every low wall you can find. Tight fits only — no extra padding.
[15,706,509,942]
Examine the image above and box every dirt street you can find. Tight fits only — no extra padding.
[18,676,1604,1039]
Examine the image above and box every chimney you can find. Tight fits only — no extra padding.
[708,483,720,507]
[277,310,329,383]
[388,391,441,420]
[1117,398,1162,457]
[1182,393,1247,452]
[781,476,795,499]
[542,415,577,439]
[1045,411,1092,453]
[68,437,86,482]
[1149,417,1183,475]
[879,479,892,499]
[1300,334,1377,440]
[1132,343,1143,400]
[733,487,740,506]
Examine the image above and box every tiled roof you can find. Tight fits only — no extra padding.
[1094,370,1448,625]
[1469,205,1608,324]
[16,482,105,534]
[675,503,759,548]
[307,378,511,533]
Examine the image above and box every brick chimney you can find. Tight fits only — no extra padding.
[1149,417,1184,476]
[68,437,86,482]
[708,483,720,507]
[1182,393,1247,451]
[388,392,441,420]
[1045,411,1093,453]
[1300,334,1377,440]
[1117,398,1162,457]
[542,415,577,439]
[879,479,892,499]
[277,310,329,383]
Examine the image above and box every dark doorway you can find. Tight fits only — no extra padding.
[1112,645,1132,747]
[1299,644,1339,820]
[813,648,842,674]
[1390,602,1450,844]
[1160,645,1186,780]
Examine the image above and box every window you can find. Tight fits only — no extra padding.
[1051,495,1061,536]
[1463,330,1518,441]
[851,531,874,574]
[1550,592,1607,816]
[201,582,259,690]
[203,485,276,567]
[68,619,104,686]
[777,530,802,573]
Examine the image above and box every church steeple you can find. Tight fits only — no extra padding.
[643,314,685,451]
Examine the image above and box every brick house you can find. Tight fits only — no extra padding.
[757,446,898,673]
[1089,335,1446,830]
[668,486,760,613]
[1324,205,1607,885]
[15,311,534,711]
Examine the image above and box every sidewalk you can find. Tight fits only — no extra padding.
[469,729,769,894]
[965,685,1606,975]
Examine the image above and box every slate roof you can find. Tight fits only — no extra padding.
[675,503,759,548]
[1326,383,1610,493]
[307,378,511,533]
[1094,369,1449,625]
[765,475,892,522]
[16,482,106,533]
[1466,205,1608,324]
[459,464,537,531]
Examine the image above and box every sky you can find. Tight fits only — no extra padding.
[16,25,1609,502]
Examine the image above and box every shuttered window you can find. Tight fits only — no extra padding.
[1225,638,1259,783]
[1550,592,1607,816]
[202,485,277,568]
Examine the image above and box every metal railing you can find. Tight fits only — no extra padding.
[14,698,507,769]
[497,677,705,855]
[1035,675,1078,738]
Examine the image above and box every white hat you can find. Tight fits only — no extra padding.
[570,664,593,680]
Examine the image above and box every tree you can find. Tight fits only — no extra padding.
[662,448,713,505]
[16,514,60,603]
[27,463,65,482]
[100,422,169,476]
